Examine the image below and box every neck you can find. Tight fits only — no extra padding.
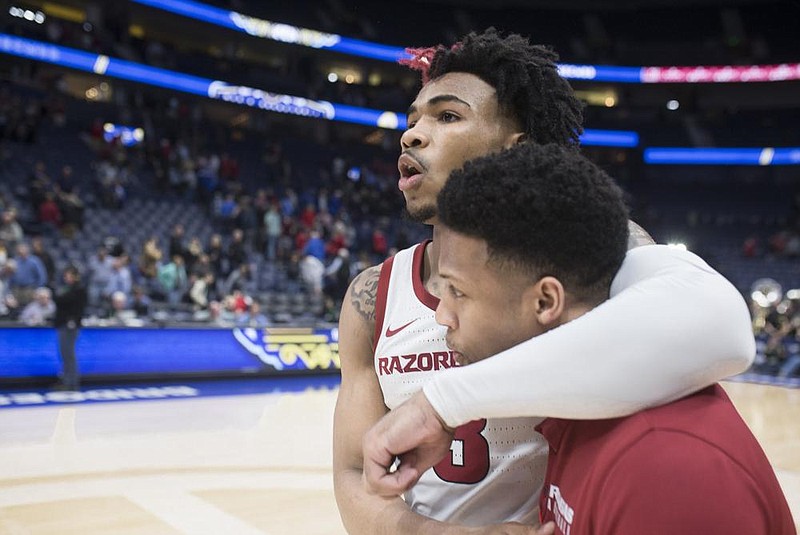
[425,226,443,283]
[553,300,596,330]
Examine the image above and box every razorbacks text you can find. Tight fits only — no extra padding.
[377,351,458,375]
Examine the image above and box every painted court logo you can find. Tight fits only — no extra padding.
[546,484,575,535]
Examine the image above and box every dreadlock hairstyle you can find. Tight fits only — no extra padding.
[400,28,584,147]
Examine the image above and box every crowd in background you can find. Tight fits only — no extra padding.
[752,293,800,378]
[1,0,800,379]
[0,82,420,329]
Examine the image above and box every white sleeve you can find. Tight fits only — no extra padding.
[423,245,756,427]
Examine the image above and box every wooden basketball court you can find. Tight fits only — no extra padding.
[0,379,797,534]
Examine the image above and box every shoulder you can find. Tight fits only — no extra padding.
[345,264,383,324]
[594,428,780,532]
[599,416,770,500]
[336,264,385,370]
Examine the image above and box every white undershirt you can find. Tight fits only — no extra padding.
[423,245,756,427]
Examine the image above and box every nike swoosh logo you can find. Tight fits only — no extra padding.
[385,319,418,338]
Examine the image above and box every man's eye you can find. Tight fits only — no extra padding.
[449,285,464,298]
[440,112,459,123]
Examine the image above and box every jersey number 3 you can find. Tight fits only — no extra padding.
[433,419,489,484]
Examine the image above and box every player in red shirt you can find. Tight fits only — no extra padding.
[428,142,794,534]
[537,384,794,534]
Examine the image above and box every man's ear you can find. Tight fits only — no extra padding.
[504,131,527,149]
[526,276,565,327]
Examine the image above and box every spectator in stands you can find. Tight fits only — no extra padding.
[105,291,138,326]
[53,265,87,391]
[94,161,120,209]
[300,202,317,229]
[188,272,215,310]
[0,259,19,319]
[56,165,75,193]
[168,224,186,259]
[236,300,269,329]
[303,229,326,262]
[137,236,162,282]
[293,224,310,256]
[280,188,298,218]
[184,236,204,274]
[87,245,115,306]
[30,236,55,286]
[234,195,258,246]
[227,228,247,272]
[286,251,301,283]
[324,248,352,320]
[103,254,133,306]
[157,254,187,305]
[217,291,248,325]
[300,252,324,298]
[326,221,349,257]
[351,250,373,282]
[19,286,55,326]
[206,233,226,277]
[0,208,24,251]
[129,285,152,319]
[371,228,388,260]
[179,159,197,201]
[37,192,61,234]
[217,193,237,230]
[777,303,800,377]
[203,299,233,327]
[196,154,220,205]
[190,253,213,279]
[103,235,125,258]
[222,262,255,298]
[27,161,50,210]
[264,203,282,261]
[57,186,84,238]
[10,242,47,306]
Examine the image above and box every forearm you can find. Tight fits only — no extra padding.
[425,245,756,425]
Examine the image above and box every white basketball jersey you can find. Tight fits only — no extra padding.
[373,241,548,526]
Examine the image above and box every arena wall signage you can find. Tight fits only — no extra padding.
[0,327,341,380]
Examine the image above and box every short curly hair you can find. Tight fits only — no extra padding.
[401,28,583,147]
[437,143,629,303]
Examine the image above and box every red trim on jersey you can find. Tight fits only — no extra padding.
[413,240,440,311]
[373,255,394,354]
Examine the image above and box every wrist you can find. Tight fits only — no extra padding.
[421,390,455,434]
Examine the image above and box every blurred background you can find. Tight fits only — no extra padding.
[0,0,799,385]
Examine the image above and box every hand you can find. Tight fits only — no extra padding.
[362,390,455,496]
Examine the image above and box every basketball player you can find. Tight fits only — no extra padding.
[427,142,794,534]
[334,29,755,533]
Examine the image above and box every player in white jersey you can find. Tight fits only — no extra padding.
[373,241,546,525]
[334,29,754,534]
